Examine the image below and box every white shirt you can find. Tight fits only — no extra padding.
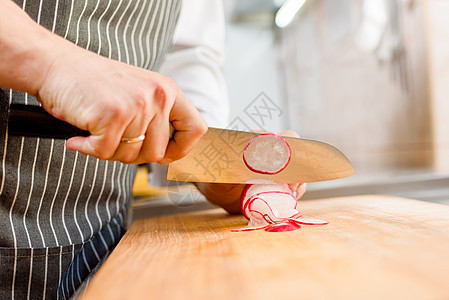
[150,0,229,186]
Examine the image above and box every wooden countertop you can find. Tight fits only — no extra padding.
[80,195,449,300]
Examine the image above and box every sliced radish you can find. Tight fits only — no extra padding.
[231,224,269,232]
[243,184,293,198]
[240,184,293,220]
[265,221,301,232]
[289,218,329,225]
[234,180,328,233]
[243,133,291,174]
[247,192,298,222]
[242,192,297,221]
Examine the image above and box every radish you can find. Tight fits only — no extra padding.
[288,218,328,225]
[246,192,300,226]
[233,183,328,233]
[264,221,301,232]
[231,224,269,232]
[243,133,291,174]
[240,184,293,220]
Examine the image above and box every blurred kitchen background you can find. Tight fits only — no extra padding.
[133,0,449,219]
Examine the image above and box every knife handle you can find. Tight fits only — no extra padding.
[8,104,90,139]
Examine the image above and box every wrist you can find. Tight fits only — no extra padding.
[0,1,67,95]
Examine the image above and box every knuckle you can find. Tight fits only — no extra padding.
[199,121,208,135]
[153,151,165,162]
[173,147,190,160]
[95,148,115,160]
[133,88,149,111]
[158,74,176,89]
[120,152,139,164]
[164,76,178,90]
[179,150,189,159]
[153,77,177,109]
[153,85,169,109]
[106,103,127,120]
[193,120,208,137]
[141,146,165,163]
[146,151,165,163]
[120,158,133,164]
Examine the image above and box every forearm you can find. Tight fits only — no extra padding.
[0,0,62,94]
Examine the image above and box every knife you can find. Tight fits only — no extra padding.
[6,104,354,184]
[167,128,354,184]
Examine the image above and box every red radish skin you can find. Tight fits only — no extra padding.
[243,133,291,175]
[264,221,301,232]
[231,224,269,232]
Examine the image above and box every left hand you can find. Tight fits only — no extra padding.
[195,130,307,214]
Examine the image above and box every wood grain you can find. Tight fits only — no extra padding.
[80,195,449,300]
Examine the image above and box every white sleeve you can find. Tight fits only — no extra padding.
[149,0,229,187]
[159,0,229,127]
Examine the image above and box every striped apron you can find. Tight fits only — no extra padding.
[0,0,181,299]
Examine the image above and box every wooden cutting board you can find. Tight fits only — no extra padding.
[80,195,449,300]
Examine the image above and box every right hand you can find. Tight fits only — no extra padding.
[36,34,207,165]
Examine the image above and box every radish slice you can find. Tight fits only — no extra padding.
[234,182,328,233]
[289,218,329,225]
[247,192,298,223]
[243,133,291,174]
[242,184,293,200]
[240,184,293,220]
[265,221,301,232]
[231,224,269,232]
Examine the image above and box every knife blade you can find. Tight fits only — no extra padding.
[167,128,354,184]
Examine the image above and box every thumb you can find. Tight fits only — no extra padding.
[277,130,300,138]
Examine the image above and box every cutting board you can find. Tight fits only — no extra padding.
[80,195,449,300]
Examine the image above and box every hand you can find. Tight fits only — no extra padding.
[36,34,207,164]
[195,130,306,214]
[0,1,207,164]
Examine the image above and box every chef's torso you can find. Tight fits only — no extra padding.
[0,0,181,298]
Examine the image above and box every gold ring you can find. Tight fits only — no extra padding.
[120,135,145,144]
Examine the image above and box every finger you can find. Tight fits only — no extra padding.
[111,114,148,163]
[66,116,126,159]
[277,130,300,138]
[159,90,207,164]
[134,114,171,164]
[295,183,307,199]
[289,183,300,192]
[252,130,270,134]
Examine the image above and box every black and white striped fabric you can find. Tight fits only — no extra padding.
[0,0,181,299]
